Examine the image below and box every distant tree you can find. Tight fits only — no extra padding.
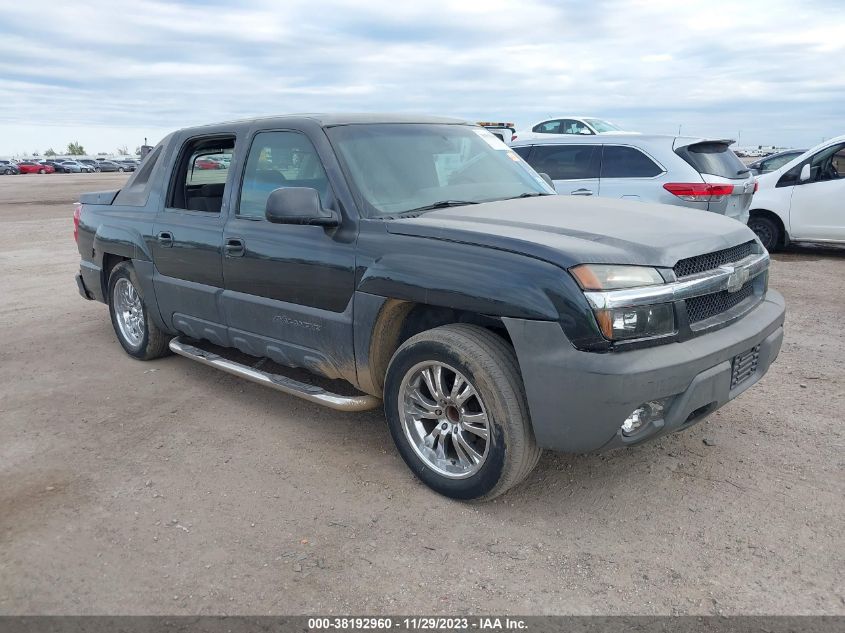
[44,148,57,157]
[117,144,129,156]
[32,151,40,157]
[67,141,85,156]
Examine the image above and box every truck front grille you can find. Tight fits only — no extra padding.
[686,280,754,323]
[674,240,754,278]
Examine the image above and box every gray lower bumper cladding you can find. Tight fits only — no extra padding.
[503,290,786,453]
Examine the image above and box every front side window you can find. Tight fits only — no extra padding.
[527,145,600,181]
[327,124,552,217]
[779,143,845,187]
[238,131,331,219]
[559,119,592,135]
[601,145,663,178]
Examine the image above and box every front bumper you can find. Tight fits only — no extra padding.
[503,290,785,453]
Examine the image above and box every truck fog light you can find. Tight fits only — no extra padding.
[621,400,666,436]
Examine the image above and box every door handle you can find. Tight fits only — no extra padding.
[224,238,245,257]
[157,231,173,247]
[571,188,593,196]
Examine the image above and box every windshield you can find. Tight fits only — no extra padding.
[326,124,553,217]
[584,118,623,133]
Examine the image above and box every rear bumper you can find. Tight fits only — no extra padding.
[503,290,785,453]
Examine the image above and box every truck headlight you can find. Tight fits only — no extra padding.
[570,264,675,341]
[570,264,664,291]
[594,304,675,340]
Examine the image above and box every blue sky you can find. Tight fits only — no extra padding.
[1,0,842,155]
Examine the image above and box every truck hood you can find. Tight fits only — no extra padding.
[385,195,757,269]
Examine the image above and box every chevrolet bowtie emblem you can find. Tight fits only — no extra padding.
[723,263,751,293]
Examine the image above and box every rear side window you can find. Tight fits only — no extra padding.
[526,145,600,180]
[511,146,532,159]
[601,146,663,178]
[168,135,235,212]
[532,120,561,134]
[237,131,331,219]
[113,144,163,206]
[676,142,747,179]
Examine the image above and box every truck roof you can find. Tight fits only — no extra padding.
[184,113,468,133]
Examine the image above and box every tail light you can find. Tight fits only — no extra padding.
[663,183,734,202]
[511,134,518,141]
[73,203,81,242]
[754,180,759,193]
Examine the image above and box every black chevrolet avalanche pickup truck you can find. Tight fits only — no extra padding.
[74,114,785,500]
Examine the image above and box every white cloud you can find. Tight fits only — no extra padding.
[0,0,842,155]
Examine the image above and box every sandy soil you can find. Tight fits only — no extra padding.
[0,173,842,615]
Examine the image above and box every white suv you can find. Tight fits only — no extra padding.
[748,135,845,250]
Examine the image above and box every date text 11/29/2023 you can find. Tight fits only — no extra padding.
[307,617,528,630]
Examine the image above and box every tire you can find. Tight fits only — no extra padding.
[39,168,46,174]
[107,261,171,360]
[384,324,541,501]
[748,214,782,252]
[3,168,11,175]
[94,167,101,173]
[118,167,125,172]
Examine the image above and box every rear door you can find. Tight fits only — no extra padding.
[523,144,600,195]
[598,144,666,201]
[151,132,237,344]
[787,142,845,241]
[220,126,357,381]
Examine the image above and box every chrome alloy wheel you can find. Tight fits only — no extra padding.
[399,361,491,478]
[113,277,145,347]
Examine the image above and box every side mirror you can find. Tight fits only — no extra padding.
[538,172,554,188]
[799,164,811,182]
[265,187,339,226]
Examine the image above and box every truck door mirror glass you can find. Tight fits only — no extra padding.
[799,163,811,182]
[538,172,554,188]
[265,187,339,226]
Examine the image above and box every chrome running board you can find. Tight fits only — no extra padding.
[168,337,381,412]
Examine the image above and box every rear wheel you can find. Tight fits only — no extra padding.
[118,167,125,172]
[108,261,171,360]
[38,168,46,174]
[384,324,540,501]
[748,214,782,251]
[3,168,10,175]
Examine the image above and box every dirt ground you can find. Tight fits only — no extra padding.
[0,173,842,615]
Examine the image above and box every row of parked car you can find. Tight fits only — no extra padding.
[483,116,844,251]
[0,157,140,175]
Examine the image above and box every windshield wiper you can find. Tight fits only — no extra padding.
[506,192,553,199]
[392,200,479,217]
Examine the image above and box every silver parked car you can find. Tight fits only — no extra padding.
[511,134,756,222]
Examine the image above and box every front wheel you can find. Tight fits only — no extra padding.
[108,261,171,360]
[39,168,46,174]
[748,214,782,252]
[118,167,125,172]
[384,324,540,501]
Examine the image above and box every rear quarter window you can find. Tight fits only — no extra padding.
[601,145,663,178]
[676,142,747,179]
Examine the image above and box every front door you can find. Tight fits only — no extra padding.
[151,133,235,344]
[525,144,601,196]
[221,129,357,382]
[788,142,845,242]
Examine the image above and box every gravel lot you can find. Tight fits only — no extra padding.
[0,173,842,615]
